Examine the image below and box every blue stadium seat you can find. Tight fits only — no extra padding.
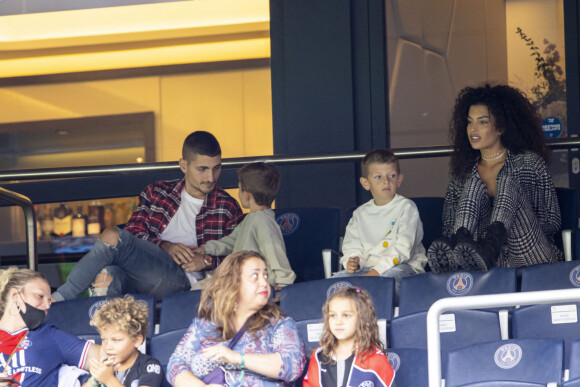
[398,267,517,316]
[149,328,187,387]
[46,294,155,343]
[274,207,340,282]
[521,261,580,292]
[296,318,387,357]
[159,289,202,333]
[279,276,395,321]
[556,187,578,261]
[445,339,564,387]
[386,348,428,387]
[568,339,580,381]
[295,318,323,356]
[390,309,502,376]
[411,197,444,254]
[281,277,393,355]
[512,302,580,368]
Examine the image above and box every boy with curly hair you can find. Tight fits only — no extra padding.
[84,295,163,387]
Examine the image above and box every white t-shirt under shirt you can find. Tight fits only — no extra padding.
[160,188,204,285]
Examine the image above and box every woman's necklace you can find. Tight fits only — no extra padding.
[481,147,506,161]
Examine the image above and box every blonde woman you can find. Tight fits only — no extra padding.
[0,267,100,386]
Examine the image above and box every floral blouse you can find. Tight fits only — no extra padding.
[167,316,306,386]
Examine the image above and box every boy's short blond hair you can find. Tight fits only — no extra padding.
[238,162,281,207]
[361,148,400,177]
[90,295,149,339]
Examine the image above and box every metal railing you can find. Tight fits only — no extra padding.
[426,288,580,386]
[0,187,37,270]
[0,137,577,182]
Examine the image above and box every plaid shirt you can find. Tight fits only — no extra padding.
[124,178,244,269]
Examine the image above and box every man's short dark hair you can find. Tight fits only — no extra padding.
[238,162,281,207]
[361,148,400,177]
[182,131,221,160]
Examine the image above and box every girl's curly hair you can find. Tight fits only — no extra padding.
[90,295,150,339]
[449,83,549,178]
[198,250,283,340]
[319,287,383,366]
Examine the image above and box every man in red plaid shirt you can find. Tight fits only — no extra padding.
[52,131,244,301]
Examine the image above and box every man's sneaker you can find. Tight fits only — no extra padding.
[89,268,111,297]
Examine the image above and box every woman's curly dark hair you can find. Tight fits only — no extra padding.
[449,83,549,178]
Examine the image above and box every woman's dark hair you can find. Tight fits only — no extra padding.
[449,83,549,178]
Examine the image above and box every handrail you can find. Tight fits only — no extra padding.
[0,138,577,182]
[0,187,37,270]
[426,288,580,386]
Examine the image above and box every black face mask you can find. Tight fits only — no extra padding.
[17,291,46,330]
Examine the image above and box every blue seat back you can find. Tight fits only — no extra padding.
[398,267,517,316]
[274,207,340,282]
[159,290,202,333]
[46,294,155,338]
[295,318,323,357]
[445,339,564,387]
[569,339,580,380]
[512,302,580,368]
[386,348,428,387]
[521,261,580,291]
[390,309,502,375]
[411,197,444,252]
[149,328,187,387]
[556,187,578,231]
[280,276,395,321]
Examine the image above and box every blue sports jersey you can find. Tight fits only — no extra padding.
[0,322,91,386]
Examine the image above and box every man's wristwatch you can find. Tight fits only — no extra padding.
[203,255,213,268]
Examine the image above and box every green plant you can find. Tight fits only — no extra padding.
[516,27,566,109]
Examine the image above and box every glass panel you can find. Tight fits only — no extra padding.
[507,0,567,137]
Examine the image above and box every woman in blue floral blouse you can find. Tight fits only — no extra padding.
[167,250,305,386]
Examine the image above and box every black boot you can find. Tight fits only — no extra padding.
[454,222,507,272]
[427,236,458,274]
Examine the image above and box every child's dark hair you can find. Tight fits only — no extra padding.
[237,162,281,207]
[319,287,383,365]
[182,131,222,161]
[90,295,150,339]
[361,149,400,178]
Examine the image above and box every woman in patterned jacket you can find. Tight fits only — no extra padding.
[167,250,306,386]
[427,83,562,273]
